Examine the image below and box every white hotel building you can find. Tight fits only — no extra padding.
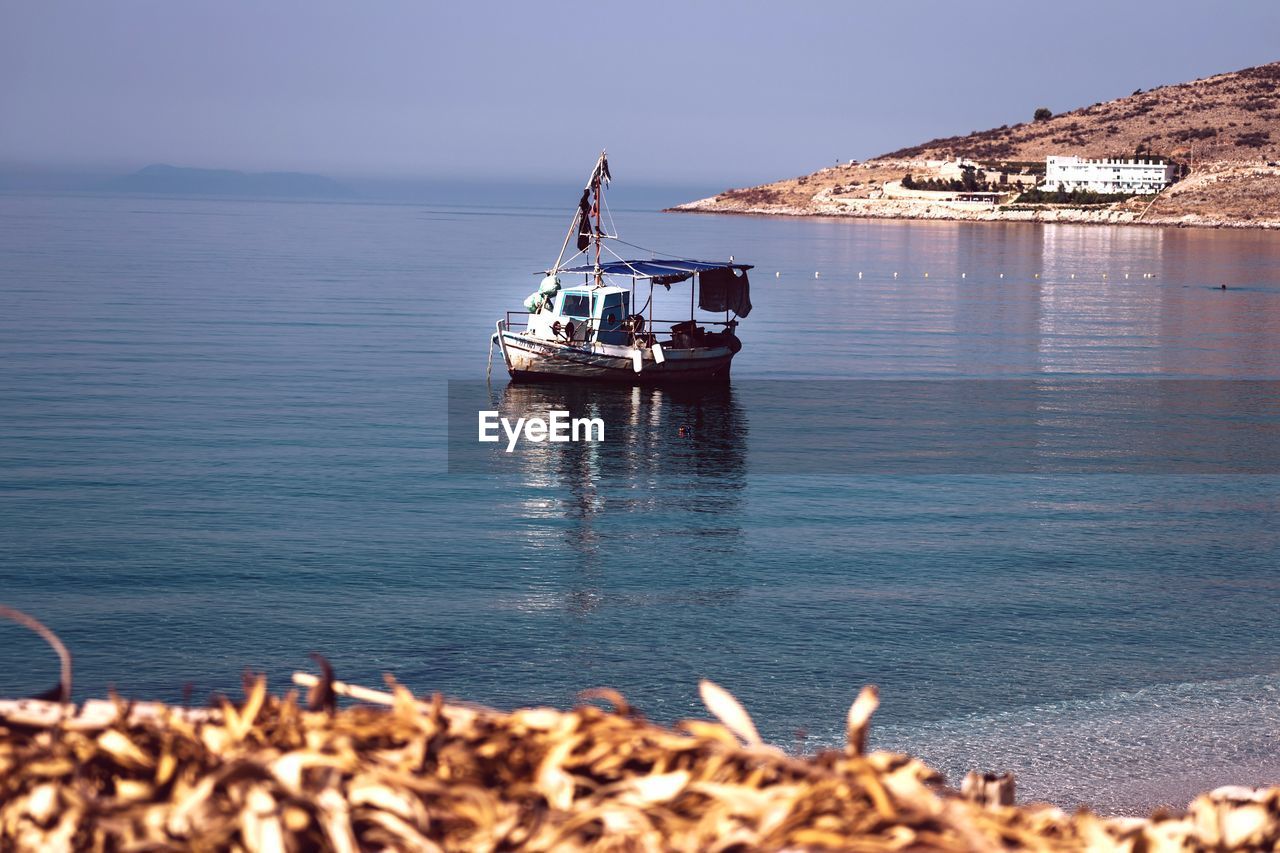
[1043,156,1176,194]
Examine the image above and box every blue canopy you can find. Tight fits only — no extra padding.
[549,258,753,280]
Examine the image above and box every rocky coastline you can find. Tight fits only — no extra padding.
[669,161,1280,231]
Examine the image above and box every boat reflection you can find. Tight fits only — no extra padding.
[491,381,748,486]
[490,381,748,616]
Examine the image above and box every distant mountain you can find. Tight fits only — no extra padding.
[103,164,355,199]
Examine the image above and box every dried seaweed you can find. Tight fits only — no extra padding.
[2,606,1279,851]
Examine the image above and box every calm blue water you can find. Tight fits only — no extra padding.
[3,188,1280,811]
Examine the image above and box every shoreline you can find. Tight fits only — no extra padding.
[669,158,1280,231]
[665,202,1280,232]
[1106,765,1280,818]
[875,669,1280,820]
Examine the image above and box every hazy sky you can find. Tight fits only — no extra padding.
[2,1,1278,185]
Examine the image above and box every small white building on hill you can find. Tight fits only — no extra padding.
[1043,156,1176,194]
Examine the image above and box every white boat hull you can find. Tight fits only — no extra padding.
[498,331,733,383]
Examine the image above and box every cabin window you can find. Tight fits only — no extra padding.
[561,294,590,317]
[593,292,629,328]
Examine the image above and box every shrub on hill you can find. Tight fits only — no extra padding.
[899,170,1000,193]
[722,187,783,204]
[1015,187,1136,205]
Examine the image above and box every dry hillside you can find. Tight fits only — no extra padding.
[674,61,1280,228]
[885,62,1280,163]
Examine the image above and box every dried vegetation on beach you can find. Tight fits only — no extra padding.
[4,606,1280,851]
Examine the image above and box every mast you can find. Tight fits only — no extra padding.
[591,150,606,285]
[551,150,608,276]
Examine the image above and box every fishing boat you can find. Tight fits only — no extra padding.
[490,152,753,383]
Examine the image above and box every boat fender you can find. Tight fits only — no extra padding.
[565,320,576,342]
[652,342,666,364]
[631,349,643,373]
[724,332,743,354]
[552,320,562,337]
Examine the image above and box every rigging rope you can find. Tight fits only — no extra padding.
[601,191,619,243]
[604,236,688,259]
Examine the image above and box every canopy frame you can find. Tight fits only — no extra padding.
[544,258,753,281]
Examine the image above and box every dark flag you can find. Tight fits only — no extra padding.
[576,188,592,251]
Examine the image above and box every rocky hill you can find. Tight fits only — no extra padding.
[885,62,1280,164]
[673,62,1280,229]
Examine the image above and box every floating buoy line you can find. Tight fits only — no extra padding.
[766,270,1168,282]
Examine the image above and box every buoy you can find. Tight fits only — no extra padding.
[1034,273,1039,279]
[858,271,863,279]
[999,273,1005,279]
[893,272,899,278]
[1125,273,1130,279]
[961,272,966,278]
[815,271,820,279]
[924,272,929,278]
[1103,273,1107,279]
[775,271,780,278]
[1070,273,1075,279]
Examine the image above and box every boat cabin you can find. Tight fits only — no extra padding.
[517,258,753,355]
[527,284,631,346]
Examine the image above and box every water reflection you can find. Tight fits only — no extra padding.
[467,381,748,615]
[489,381,749,485]
[724,219,1280,379]
[1036,225,1167,375]
[952,224,1044,375]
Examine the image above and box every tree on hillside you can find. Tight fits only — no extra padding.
[1034,107,1053,122]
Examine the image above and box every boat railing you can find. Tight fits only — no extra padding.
[649,318,736,329]
[503,312,734,333]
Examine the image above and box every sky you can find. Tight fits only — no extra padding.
[2,1,1279,186]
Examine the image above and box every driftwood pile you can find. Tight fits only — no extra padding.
[3,606,1280,851]
[5,676,1280,851]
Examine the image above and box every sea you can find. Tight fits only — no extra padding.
[3,185,1280,813]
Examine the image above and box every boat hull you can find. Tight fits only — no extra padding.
[499,332,733,384]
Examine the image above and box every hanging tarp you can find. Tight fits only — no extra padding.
[553,259,753,279]
[575,190,592,252]
[697,267,752,318]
